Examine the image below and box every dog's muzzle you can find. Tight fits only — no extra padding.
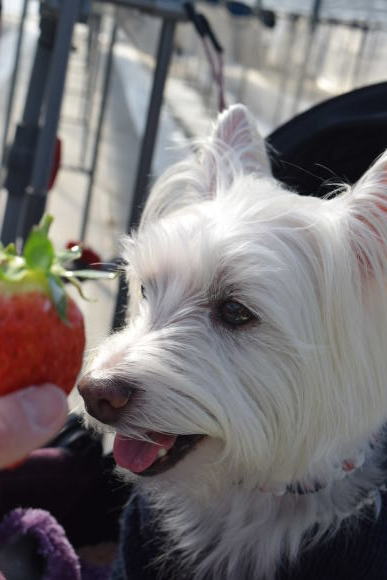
[77,374,132,424]
[78,374,206,476]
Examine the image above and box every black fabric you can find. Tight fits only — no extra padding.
[111,488,387,580]
[111,492,197,580]
[267,82,387,199]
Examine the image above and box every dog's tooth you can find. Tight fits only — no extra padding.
[157,448,167,458]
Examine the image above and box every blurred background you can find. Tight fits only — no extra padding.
[0,0,386,404]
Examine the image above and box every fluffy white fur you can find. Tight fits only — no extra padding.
[84,105,387,579]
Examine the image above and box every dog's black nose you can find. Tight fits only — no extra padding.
[78,374,132,424]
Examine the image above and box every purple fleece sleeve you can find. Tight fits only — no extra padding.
[0,508,81,580]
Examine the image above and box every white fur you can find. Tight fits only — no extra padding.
[84,104,387,579]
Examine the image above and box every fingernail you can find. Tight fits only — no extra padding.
[18,385,67,431]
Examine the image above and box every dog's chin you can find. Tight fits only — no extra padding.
[113,431,206,477]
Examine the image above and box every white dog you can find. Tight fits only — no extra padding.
[79,105,387,579]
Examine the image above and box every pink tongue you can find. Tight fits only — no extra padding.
[113,432,177,473]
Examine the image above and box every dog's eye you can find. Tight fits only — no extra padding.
[141,285,146,299]
[217,300,256,327]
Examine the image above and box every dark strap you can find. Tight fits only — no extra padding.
[114,488,387,580]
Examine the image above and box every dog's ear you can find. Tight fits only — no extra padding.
[201,104,271,192]
[212,104,271,175]
[140,105,270,227]
[344,150,387,277]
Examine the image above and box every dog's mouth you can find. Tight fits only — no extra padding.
[113,431,204,476]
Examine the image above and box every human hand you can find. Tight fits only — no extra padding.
[0,384,68,469]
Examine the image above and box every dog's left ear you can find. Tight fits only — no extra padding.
[202,104,272,192]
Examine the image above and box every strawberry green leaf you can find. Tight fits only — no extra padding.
[23,230,55,271]
[38,214,54,237]
[4,243,17,256]
[1,214,115,310]
[0,243,16,265]
[47,273,67,322]
[65,269,117,280]
[0,255,25,280]
[57,247,82,265]
[66,275,90,301]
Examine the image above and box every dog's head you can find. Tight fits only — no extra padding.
[79,105,387,494]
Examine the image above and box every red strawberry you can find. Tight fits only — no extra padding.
[0,216,89,395]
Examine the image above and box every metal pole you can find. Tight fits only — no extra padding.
[1,0,29,166]
[112,18,176,331]
[18,0,81,241]
[126,18,176,230]
[80,9,103,169]
[1,8,56,245]
[22,18,55,125]
[290,0,323,117]
[80,13,118,241]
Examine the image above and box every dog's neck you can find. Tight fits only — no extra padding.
[145,434,387,580]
